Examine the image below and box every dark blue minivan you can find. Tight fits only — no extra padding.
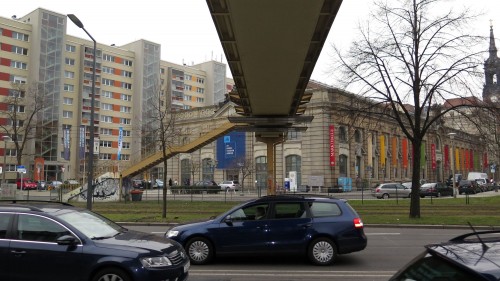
[167,195,367,265]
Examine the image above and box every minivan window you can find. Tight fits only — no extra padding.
[274,202,305,219]
[17,214,71,242]
[0,213,13,238]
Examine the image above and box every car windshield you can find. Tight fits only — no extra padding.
[56,209,125,239]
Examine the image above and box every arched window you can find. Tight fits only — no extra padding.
[285,155,302,186]
[181,159,191,185]
[339,126,347,143]
[354,129,361,143]
[202,158,215,181]
[255,156,267,190]
[339,154,348,177]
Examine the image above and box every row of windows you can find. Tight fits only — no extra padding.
[99,153,130,160]
[101,91,131,101]
[11,61,27,70]
[99,140,130,149]
[103,54,133,67]
[181,74,205,84]
[102,66,133,78]
[101,103,131,113]
[100,115,131,125]
[100,128,131,136]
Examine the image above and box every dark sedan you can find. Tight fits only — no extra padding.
[419,182,453,198]
[458,180,481,194]
[0,201,190,281]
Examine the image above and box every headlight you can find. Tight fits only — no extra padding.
[140,256,172,267]
[166,230,179,238]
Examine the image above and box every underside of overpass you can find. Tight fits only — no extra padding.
[120,0,343,195]
[207,0,343,194]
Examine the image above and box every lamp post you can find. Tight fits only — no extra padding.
[2,135,11,185]
[68,14,96,210]
[448,133,457,198]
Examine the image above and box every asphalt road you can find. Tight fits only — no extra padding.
[126,225,470,281]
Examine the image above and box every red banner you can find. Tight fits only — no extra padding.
[34,158,45,181]
[444,145,449,169]
[402,139,408,169]
[329,125,335,167]
[431,144,436,170]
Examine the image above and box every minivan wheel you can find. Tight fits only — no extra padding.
[382,193,390,199]
[308,238,337,265]
[186,237,214,265]
[92,268,131,281]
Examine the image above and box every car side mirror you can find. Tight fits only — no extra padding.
[224,215,233,226]
[57,235,79,246]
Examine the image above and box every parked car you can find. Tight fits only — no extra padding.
[154,179,164,188]
[194,180,219,189]
[219,180,240,191]
[371,183,411,199]
[0,200,190,281]
[132,179,145,189]
[390,230,500,281]
[458,180,481,194]
[47,181,63,190]
[166,194,367,265]
[16,178,37,190]
[419,182,453,198]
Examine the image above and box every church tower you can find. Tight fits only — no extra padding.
[483,24,500,103]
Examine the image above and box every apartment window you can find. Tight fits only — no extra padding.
[121,94,131,101]
[11,61,27,70]
[63,97,73,105]
[9,120,24,127]
[119,154,130,161]
[120,106,131,113]
[8,104,25,113]
[197,88,204,94]
[6,164,17,172]
[122,142,130,149]
[122,70,132,78]
[102,91,113,98]
[63,111,73,118]
[185,74,192,81]
[6,149,17,157]
[101,115,113,123]
[197,77,204,84]
[8,89,25,98]
[12,76,27,84]
[184,85,192,91]
[121,82,132,89]
[123,59,132,66]
[196,97,204,103]
[64,84,74,92]
[102,78,114,86]
[99,153,112,160]
[339,126,348,143]
[102,66,114,74]
[65,58,75,66]
[65,44,76,52]
[160,68,165,74]
[103,54,115,62]
[120,118,131,125]
[12,31,29,41]
[102,103,112,111]
[12,46,28,55]
[288,131,301,140]
[64,71,75,79]
[184,95,191,101]
[122,130,131,136]
[100,128,112,135]
[100,140,112,148]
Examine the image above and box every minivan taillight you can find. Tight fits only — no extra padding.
[353,218,364,229]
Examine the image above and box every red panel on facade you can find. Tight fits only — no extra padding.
[115,57,122,64]
[0,72,10,81]
[0,118,9,126]
[113,104,120,111]
[113,92,121,99]
[2,29,12,37]
[112,141,118,148]
[112,117,120,124]
[114,80,121,87]
[114,68,121,75]
[112,129,118,136]
[0,58,11,66]
[1,43,11,52]
[0,87,9,96]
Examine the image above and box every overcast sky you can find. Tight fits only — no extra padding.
[2,0,499,84]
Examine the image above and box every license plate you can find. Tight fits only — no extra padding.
[184,261,190,273]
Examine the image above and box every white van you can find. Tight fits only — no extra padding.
[467,172,488,184]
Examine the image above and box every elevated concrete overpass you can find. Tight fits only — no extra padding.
[121,1,343,195]
[207,0,343,194]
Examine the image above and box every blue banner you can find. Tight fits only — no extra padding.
[216,132,246,169]
[64,127,70,160]
[79,126,85,159]
[117,127,123,160]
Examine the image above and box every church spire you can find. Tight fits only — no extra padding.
[489,22,498,60]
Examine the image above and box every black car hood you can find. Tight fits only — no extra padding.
[429,242,500,280]
[94,230,180,255]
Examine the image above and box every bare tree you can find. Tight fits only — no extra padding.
[333,0,486,218]
[0,82,47,166]
[188,159,201,185]
[229,156,255,193]
[144,81,179,218]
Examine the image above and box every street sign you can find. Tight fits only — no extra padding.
[17,165,25,169]
[17,168,26,174]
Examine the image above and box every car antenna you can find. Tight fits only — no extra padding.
[468,222,489,253]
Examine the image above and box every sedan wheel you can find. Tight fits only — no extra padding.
[186,237,213,265]
[382,193,390,199]
[92,268,130,281]
[308,238,337,265]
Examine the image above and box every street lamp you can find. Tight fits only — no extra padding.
[448,132,457,198]
[68,14,96,210]
[2,135,11,185]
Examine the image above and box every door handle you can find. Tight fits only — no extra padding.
[11,250,27,255]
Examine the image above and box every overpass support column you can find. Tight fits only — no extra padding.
[257,136,285,195]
